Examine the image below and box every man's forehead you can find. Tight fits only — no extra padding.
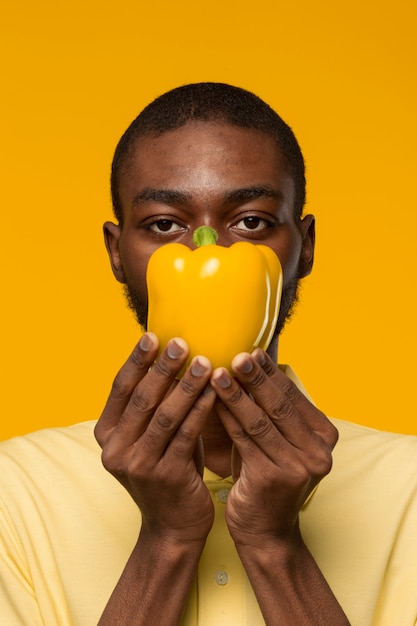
[126,122,287,176]
[118,122,294,209]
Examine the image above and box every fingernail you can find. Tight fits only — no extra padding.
[139,333,154,352]
[213,369,232,389]
[191,357,209,377]
[233,354,253,374]
[252,349,266,366]
[167,338,186,359]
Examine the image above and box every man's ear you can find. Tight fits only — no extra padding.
[298,214,315,278]
[103,221,126,284]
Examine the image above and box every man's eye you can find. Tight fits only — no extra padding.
[148,219,183,233]
[234,216,269,231]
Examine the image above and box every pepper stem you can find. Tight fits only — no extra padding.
[193,226,219,247]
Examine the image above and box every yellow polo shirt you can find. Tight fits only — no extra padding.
[0,367,416,625]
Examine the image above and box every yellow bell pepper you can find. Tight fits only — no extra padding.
[146,226,282,372]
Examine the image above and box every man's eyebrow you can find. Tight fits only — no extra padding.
[226,186,284,203]
[132,188,192,206]
[132,185,284,208]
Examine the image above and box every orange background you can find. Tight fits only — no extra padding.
[1,0,416,440]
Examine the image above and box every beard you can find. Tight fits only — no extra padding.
[274,273,301,337]
[123,284,148,331]
[123,270,301,342]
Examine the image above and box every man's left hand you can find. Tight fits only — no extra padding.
[210,349,339,546]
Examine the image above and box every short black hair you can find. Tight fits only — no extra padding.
[111,82,306,224]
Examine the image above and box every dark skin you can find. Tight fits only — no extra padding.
[96,121,349,624]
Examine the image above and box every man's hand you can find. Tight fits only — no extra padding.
[94,332,216,543]
[211,348,338,545]
[95,333,219,624]
[210,349,349,625]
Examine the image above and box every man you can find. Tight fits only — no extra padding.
[1,83,416,625]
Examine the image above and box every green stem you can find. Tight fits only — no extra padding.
[192,226,219,247]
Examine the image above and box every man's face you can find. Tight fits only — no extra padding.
[104,121,315,349]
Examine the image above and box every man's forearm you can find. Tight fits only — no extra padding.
[98,531,205,626]
[236,533,351,626]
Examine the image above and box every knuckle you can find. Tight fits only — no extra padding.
[308,443,334,478]
[130,345,147,369]
[246,368,265,390]
[296,468,311,488]
[153,357,175,378]
[327,422,339,447]
[282,379,299,402]
[261,356,276,376]
[316,447,334,476]
[154,408,175,431]
[233,426,251,443]
[100,446,125,477]
[172,427,195,454]
[129,387,151,412]
[227,385,244,406]
[246,412,272,437]
[287,463,310,489]
[316,417,339,448]
[272,398,294,421]
[179,376,199,396]
[273,461,303,490]
[111,372,134,400]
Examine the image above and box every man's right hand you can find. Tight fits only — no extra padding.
[94,332,215,543]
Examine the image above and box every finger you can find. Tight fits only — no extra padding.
[95,332,159,446]
[213,374,333,484]
[212,359,334,466]
[108,337,190,446]
[165,383,217,469]
[211,369,286,462]
[249,351,338,449]
[232,353,315,449]
[141,356,214,460]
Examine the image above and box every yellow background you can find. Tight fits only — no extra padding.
[1,0,416,440]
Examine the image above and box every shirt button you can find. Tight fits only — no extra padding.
[214,569,229,586]
[216,488,230,503]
